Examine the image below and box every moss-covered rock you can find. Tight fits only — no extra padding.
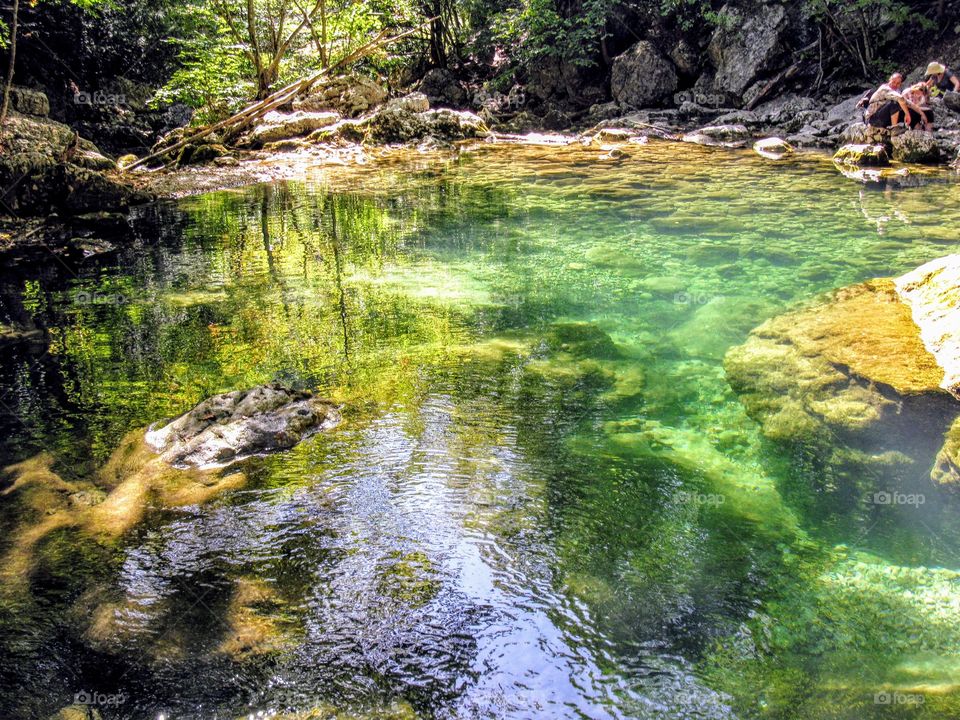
[833,143,890,167]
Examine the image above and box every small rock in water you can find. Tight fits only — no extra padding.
[146,384,341,469]
[753,137,793,160]
[833,143,890,167]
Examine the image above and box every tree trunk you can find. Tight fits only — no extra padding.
[0,0,20,130]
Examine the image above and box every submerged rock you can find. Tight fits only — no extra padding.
[682,124,750,147]
[146,384,341,469]
[933,417,960,487]
[833,143,889,167]
[725,259,960,494]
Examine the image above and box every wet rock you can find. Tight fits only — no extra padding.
[833,143,889,167]
[68,211,130,236]
[610,41,678,108]
[895,255,960,398]
[725,270,959,494]
[753,137,793,159]
[682,124,751,147]
[932,417,960,487]
[707,3,788,99]
[416,67,468,107]
[145,384,341,469]
[9,86,49,117]
[890,129,941,164]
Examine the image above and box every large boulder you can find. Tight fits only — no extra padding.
[895,255,960,398]
[8,86,49,117]
[294,74,388,117]
[890,129,941,164]
[0,111,144,215]
[725,260,960,495]
[610,41,678,108]
[367,95,487,143]
[707,3,788,99]
[250,110,341,146]
[825,93,868,127]
[145,384,341,470]
[416,68,468,107]
[833,143,889,167]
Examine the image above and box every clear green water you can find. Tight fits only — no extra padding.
[2,141,960,720]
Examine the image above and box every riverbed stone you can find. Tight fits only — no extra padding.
[610,41,678,108]
[753,137,793,159]
[145,384,341,469]
[833,143,889,167]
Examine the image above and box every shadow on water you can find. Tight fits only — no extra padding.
[1,142,960,718]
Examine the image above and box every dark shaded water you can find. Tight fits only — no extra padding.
[2,142,960,719]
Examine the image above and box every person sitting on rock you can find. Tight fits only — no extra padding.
[924,61,960,98]
[864,73,912,129]
[902,80,934,131]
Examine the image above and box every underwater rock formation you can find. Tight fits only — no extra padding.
[146,384,341,469]
[725,257,960,491]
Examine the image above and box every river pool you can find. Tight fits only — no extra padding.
[2,140,960,720]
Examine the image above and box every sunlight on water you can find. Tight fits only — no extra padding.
[1,140,960,719]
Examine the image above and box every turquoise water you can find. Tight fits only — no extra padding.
[1,140,960,719]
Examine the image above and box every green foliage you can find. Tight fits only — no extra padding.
[153,8,253,124]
